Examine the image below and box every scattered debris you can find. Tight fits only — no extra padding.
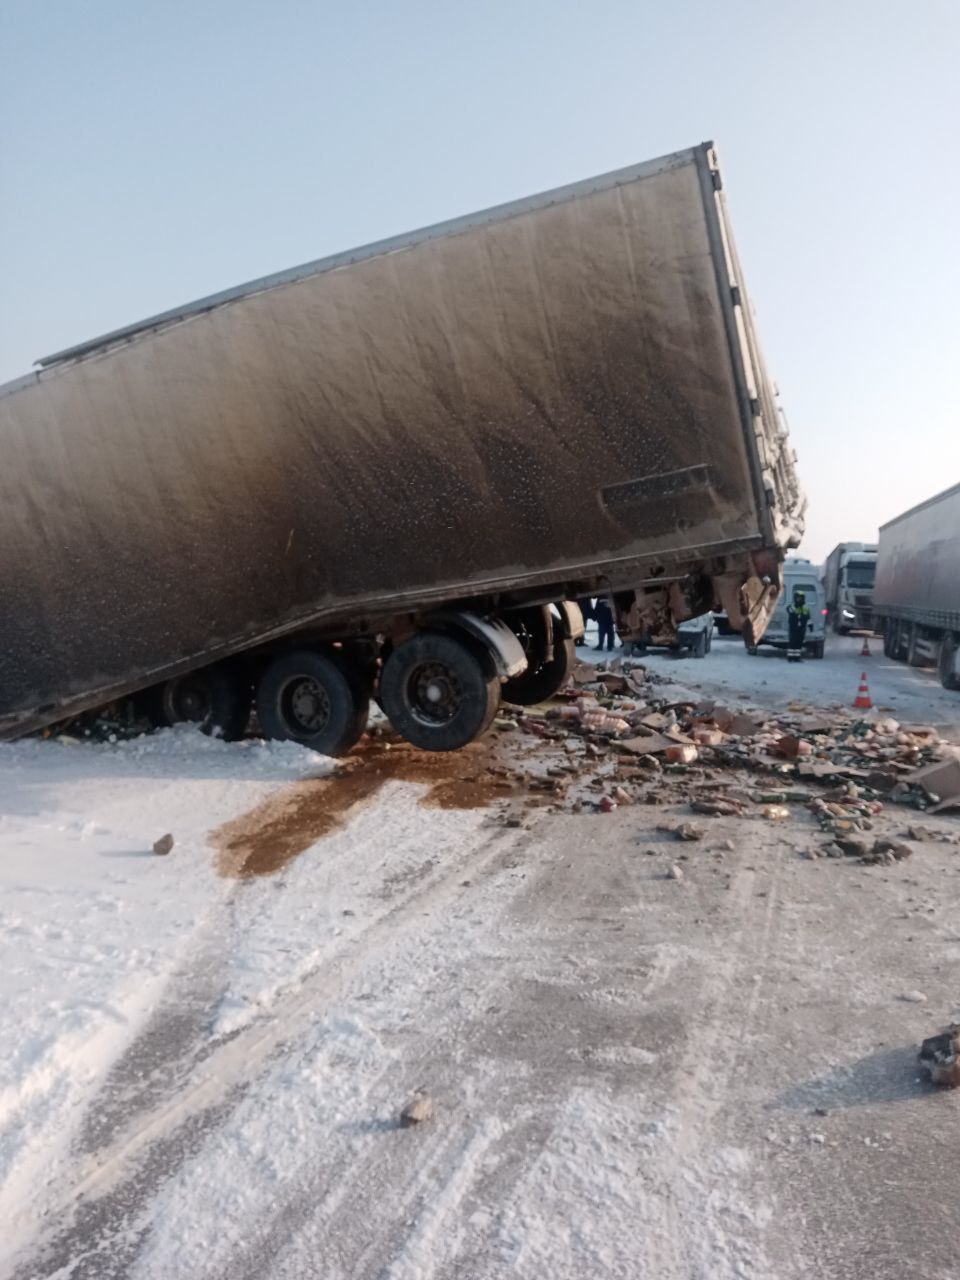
[400,1090,434,1127]
[834,836,871,859]
[903,824,956,844]
[675,822,704,841]
[691,798,745,817]
[658,821,705,842]
[919,1025,960,1087]
[478,664,960,843]
[579,710,631,736]
[910,756,960,814]
[45,656,959,866]
[864,838,913,864]
[152,833,174,856]
[900,990,928,1004]
[619,732,676,756]
[691,727,725,747]
[667,864,685,881]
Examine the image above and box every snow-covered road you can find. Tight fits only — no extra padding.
[656,630,960,735]
[3,637,960,1279]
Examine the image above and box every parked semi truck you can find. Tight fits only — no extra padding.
[822,542,878,633]
[875,484,960,691]
[0,142,804,753]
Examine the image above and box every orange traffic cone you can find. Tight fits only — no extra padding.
[860,636,871,657]
[853,671,873,710]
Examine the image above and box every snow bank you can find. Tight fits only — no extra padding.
[0,728,333,1251]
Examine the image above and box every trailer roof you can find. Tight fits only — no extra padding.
[30,142,710,374]
[879,481,960,531]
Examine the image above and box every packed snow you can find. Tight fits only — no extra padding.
[3,635,960,1278]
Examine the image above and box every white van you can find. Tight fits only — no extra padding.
[746,559,826,659]
[622,612,715,659]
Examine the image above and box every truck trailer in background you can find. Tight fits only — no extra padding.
[875,484,960,691]
[821,542,878,633]
[0,142,804,752]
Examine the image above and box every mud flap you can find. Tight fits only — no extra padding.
[555,601,585,642]
[738,576,780,648]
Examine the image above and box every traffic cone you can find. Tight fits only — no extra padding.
[860,636,871,657]
[853,671,873,710]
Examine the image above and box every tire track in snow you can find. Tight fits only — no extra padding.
[201,828,767,1279]
[9,817,530,1280]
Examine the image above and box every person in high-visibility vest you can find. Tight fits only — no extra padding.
[786,588,810,662]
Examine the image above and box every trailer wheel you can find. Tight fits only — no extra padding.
[256,650,369,755]
[152,664,250,740]
[502,612,575,705]
[380,632,501,751]
[939,634,960,691]
[690,629,708,659]
[812,640,825,659]
[882,626,895,659]
[906,623,925,667]
[745,644,759,657]
[888,619,906,662]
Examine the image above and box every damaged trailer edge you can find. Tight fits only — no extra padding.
[0,141,804,752]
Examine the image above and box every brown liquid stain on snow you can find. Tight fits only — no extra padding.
[213,735,522,879]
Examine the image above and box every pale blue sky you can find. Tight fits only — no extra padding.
[2,0,958,560]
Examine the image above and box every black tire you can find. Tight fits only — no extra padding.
[502,612,575,705]
[906,623,925,668]
[895,620,909,663]
[882,626,895,659]
[888,619,905,662]
[690,629,708,659]
[256,650,369,755]
[812,640,825,659]
[380,631,501,751]
[746,644,759,657]
[151,663,250,740]
[706,629,713,655]
[939,634,960,691]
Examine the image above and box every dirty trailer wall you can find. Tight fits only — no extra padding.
[0,144,802,736]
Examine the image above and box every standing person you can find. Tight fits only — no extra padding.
[576,596,594,647]
[594,597,617,652]
[786,588,810,662]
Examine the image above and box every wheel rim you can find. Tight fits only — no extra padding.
[163,676,212,723]
[280,675,331,733]
[408,662,462,725]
